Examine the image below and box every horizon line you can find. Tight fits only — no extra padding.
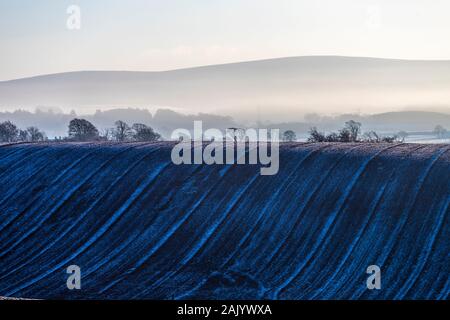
[1,106,449,118]
[3,54,450,83]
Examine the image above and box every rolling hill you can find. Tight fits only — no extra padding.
[1,56,450,121]
[0,142,448,299]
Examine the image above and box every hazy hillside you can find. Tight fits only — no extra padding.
[1,56,450,121]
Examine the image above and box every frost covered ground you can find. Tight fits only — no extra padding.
[0,142,448,299]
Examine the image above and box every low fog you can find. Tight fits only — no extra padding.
[1,107,449,141]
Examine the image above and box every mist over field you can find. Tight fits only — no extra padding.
[1,107,449,142]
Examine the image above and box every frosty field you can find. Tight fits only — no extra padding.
[0,142,448,299]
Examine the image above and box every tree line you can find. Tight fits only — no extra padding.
[1,118,448,143]
[279,120,409,143]
[66,119,161,142]
[306,120,403,143]
[0,121,46,143]
[0,118,161,143]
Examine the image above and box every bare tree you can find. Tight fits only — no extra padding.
[344,120,362,142]
[113,120,132,142]
[99,128,114,141]
[26,126,46,142]
[19,130,29,142]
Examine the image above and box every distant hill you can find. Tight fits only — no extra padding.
[1,56,450,121]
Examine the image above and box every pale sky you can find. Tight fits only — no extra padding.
[1,0,450,81]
